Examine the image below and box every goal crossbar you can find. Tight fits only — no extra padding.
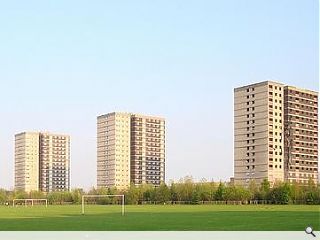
[13,198,48,207]
[81,195,125,216]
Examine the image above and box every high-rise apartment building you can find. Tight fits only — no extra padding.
[130,114,165,186]
[15,132,70,192]
[15,132,40,192]
[234,81,285,186]
[284,86,318,184]
[97,112,165,189]
[234,81,318,185]
[97,113,131,189]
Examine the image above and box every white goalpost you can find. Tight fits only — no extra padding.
[13,199,48,208]
[81,195,125,216]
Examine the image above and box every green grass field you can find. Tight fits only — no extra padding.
[0,205,318,231]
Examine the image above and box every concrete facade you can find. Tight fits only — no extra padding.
[15,132,40,192]
[97,112,165,189]
[284,86,318,184]
[97,112,131,189]
[14,132,70,192]
[234,81,318,185]
[130,114,165,186]
[234,81,284,186]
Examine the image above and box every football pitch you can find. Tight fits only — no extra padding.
[0,205,318,231]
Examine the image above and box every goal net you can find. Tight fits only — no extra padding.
[81,195,125,216]
[13,198,48,207]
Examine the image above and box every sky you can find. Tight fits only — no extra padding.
[0,0,318,190]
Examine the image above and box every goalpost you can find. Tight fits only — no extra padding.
[81,195,125,216]
[13,199,48,208]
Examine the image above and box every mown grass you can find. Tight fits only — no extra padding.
[0,205,318,231]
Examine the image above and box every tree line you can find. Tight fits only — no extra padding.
[0,177,319,205]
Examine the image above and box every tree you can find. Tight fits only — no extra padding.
[142,184,154,202]
[180,176,194,201]
[174,176,194,202]
[29,191,45,199]
[71,188,84,204]
[289,181,302,203]
[0,189,7,204]
[169,183,178,202]
[13,190,28,200]
[125,184,140,204]
[248,180,259,200]
[198,180,213,201]
[268,183,291,204]
[260,179,270,200]
[304,179,320,204]
[155,184,170,203]
[191,185,201,204]
[47,192,61,204]
[215,182,226,201]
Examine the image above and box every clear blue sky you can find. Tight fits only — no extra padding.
[0,0,318,189]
